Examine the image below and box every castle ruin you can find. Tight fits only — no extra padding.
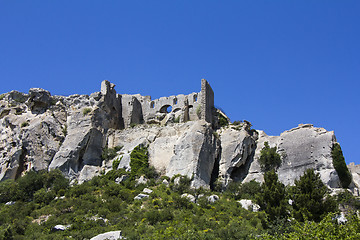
[101,79,215,129]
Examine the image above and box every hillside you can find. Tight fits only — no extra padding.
[1,79,360,239]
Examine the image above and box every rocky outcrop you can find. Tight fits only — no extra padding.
[239,124,342,188]
[0,90,65,180]
[217,123,256,187]
[0,80,355,191]
[107,120,220,188]
[166,121,219,188]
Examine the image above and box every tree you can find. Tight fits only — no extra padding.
[256,170,288,222]
[289,168,337,222]
[130,145,149,178]
[332,143,352,188]
[259,142,282,172]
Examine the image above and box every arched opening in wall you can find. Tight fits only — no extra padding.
[173,98,178,105]
[150,101,155,108]
[160,105,172,113]
[193,94,198,102]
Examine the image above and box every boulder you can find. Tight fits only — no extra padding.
[143,188,153,194]
[207,194,219,203]
[27,88,51,112]
[181,193,196,203]
[90,230,123,240]
[135,176,148,186]
[115,175,129,184]
[238,199,260,212]
[134,193,149,200]
[52,225,71,231]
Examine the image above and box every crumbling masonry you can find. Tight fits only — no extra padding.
[101,79,215,128]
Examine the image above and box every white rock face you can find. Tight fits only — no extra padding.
[166,121,219,188]
[218,125,256,186]
[90,230,123,240]
[241,124,341,188]
[108,120,219,188]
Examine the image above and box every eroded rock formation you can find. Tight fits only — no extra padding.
[0,79,357,192]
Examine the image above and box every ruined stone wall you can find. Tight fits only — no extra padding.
[113,79,214,129]
[200,79,214,124]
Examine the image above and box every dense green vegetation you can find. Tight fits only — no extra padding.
[0,146,359,239]
[289,169,337,222]
[256,170,288,222]
[332,143,352,188]
[218,112,229,128]
[258,142,282,172]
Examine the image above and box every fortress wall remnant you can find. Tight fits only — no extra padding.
[200,79,214,124]
[118,79,214,128]
[121,94,149,128]
[141,92,201,124]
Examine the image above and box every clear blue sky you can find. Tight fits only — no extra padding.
[1,1,359,164]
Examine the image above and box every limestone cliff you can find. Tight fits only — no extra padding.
[0,80,357,192]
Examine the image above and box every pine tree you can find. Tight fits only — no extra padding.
[256,170,288,221]
[290,168,337,222]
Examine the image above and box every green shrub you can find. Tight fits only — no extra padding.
[225,179,261,200]
[174,116,180,123]
[112,156,122,169]
[336,190,360,210]
[43,169,69,193]
[259,142,282,172]
[102,145,122,160]
[0,179,18,203]
[34,188,55,206]
[218,113,229,127]
[332,143,352,188]
[170,175,192,194]
[21,122,29,128]
[232,120,242,125]
[130,145,149,178]
[15,171,45,201]
[0,94,4,100]
[82,107,92,115]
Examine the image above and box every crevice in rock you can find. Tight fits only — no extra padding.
[210,145,221,190]
[15,147,27,180]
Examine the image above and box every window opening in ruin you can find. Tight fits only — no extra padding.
[193,94,197,102]
[173,98,178,105]
[160,105,172,113]
[150,101,155,108]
